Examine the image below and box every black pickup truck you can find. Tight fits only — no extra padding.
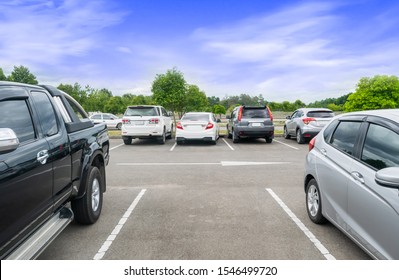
[0,81,109,259]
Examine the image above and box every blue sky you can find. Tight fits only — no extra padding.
[1,0,399,103]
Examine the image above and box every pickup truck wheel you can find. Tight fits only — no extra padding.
[72,166,103,224]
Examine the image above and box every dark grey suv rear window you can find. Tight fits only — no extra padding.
[125,107,158,116]
[242,108,269,118]
[307,111,334,118]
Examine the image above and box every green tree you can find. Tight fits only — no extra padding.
[8,65,38,84]
[213,104,226,118]
[85,87,113,112]
[344,75,399,112]
[152,67,187,124]
[0,68,7,81]
[57,83,88,108]
[208,96,220,108]
[185,84,209,112]
[104,96,124,114]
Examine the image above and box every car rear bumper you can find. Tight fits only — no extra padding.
[235,126,274,138]
[175,130,216,141]
[122,125,163,138]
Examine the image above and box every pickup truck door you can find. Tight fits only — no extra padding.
[30,91,72,209]
[0,96,53,252]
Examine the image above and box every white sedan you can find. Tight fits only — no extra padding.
[176,112,220,144]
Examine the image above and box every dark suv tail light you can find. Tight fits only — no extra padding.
[238,106,243,121]
[267,106,273,121]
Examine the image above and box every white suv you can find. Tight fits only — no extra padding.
[121,105,172,144]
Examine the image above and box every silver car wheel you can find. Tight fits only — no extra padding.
[91,178,100,212]
[307,184,319,217]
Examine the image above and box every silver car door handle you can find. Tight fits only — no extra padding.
[320,148,327,156]
[37,150,49,165]
[351,171,365,184]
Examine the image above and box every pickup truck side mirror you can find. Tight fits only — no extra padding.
[0,128,19,153]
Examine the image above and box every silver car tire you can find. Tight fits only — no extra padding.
[284,126,291,139]
[306,179,327,224]
[296,129,305,144]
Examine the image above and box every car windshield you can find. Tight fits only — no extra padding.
[307,111,334,118]
[182,114,209,121]
[242,108,269,118]
[125,107,159,116]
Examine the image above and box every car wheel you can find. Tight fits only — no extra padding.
[265,137,272,143]
[166,125,173,139]
[176,139,183,145]
[72,166,103,224]
[158,129,166,144]
[306,179,327,224]
[123,137,132,145]
[227,125,232,139]
[232,130,239,143]
[116,123,122,130]
[296,129,305,144]
[284,126,291,139]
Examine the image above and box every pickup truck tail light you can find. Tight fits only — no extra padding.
[303,117,316,125]
[176,122,183,130]
[205,122,214,130]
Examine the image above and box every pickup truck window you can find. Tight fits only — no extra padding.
[0,100,35,143]
[31,91,58,137]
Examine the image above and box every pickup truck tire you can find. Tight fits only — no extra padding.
[123,137,132,145]
[158,129,166,144]
[72,166,103,224]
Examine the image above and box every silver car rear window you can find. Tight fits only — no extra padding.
[307,111,334,118]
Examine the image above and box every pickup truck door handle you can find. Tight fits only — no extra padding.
[351,171,365,184]
[37,150,49,165]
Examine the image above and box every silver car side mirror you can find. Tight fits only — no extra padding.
[375,167,399,189]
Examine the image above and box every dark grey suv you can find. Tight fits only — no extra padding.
[227,105,274,143]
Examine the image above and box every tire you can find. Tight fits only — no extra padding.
[72,166,103,224]
[227,125,232,139]
[116,123,122,130]
[123,137,132,145]
[158,129,166,144]
[306,179,327,224]
[284,126,291,139]
[166,125,173,139]
[296,129,305,144]
[232,130,239,143]
[265,137,272,143]
[176,139,183,145]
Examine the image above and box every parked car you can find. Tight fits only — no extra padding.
[304,109,399,259]
[176,112,220,145]
[121,105,172,145]
[226,105,274,143]
[90,112,122,130]
[284,108,334,144]
[0,81,109,259]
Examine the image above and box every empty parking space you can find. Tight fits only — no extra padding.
[39,138,370,260]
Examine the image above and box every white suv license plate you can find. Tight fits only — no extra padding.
[134,121,144,125]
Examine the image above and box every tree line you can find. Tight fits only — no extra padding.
[2,65,399,116]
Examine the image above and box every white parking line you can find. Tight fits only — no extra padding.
[222,138,235,150]
[274,139,299,150]
[93,189,146,260]
[110,143,124,151]
[170,143,177,151]
[266,188,336,260]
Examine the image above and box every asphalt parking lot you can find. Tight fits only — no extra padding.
[39,136,370,260]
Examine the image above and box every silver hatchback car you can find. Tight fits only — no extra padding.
[304,109,399,259]
[284,108,334,144]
